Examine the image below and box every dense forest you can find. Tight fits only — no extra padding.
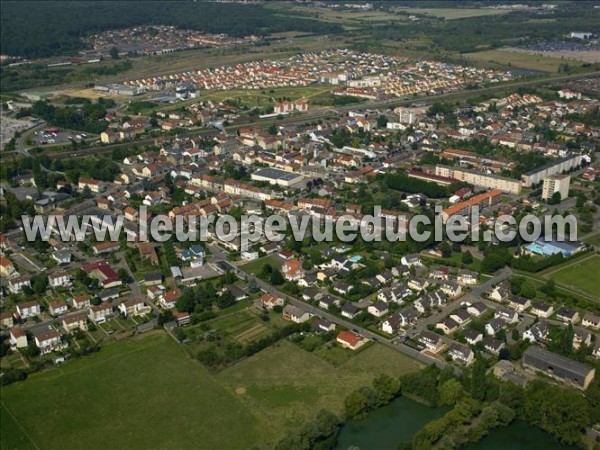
[0,1,342,58]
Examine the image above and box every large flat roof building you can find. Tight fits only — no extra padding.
[523,346,595,390]
[251,168,304,188]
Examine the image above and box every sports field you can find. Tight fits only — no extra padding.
[1,331,422,449]
[551,254,600,297]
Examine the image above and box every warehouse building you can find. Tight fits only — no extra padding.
[251,168,304,188]
[522,346,595,390]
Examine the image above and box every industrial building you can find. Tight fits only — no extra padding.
[522,346,595,390]
[251,168,304,188]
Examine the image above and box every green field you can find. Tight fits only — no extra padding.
[584,233,600,247]
[1,331,422,449]
[392,7,510,20]
[551,255,600,297]
[463,48,581,73]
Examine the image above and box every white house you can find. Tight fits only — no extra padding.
[16,301,41,319]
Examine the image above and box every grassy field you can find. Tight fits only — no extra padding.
[463,48,581,73]
[584,233,600,247]
[0,332,261,450]
[551,254,600,297]
[392,7,510,20]
[218,340,422,440]
[1,331,422,449]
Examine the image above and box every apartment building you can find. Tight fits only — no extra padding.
[435,165,522,194]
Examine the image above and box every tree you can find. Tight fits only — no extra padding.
[376,115,388,128]
[372,373,400,404]
[344,386,378,419]
[461,251,473,265]
[117,268,130,283]
[469,357,488,401]
[519,281,536,299]
[439,241,452,258]
[270,269,284,286]
[109,46,120,60]
[31,274,48,294]
[438,379,463,406]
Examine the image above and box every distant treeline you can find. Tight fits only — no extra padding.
[368,2,600,54]
[1,1,342,58]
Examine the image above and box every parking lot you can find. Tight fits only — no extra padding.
[34,128,90,146]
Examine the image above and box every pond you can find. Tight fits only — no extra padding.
[463,420,575,450]
[335,397,574,450]
[334,396,448,450]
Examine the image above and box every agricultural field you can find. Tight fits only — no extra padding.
[551,254,600,298]
[1,331,422,449]
[463,48,582,73]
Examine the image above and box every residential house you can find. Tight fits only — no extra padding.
[160,290,180,309]
[16,301,41,320]
[282,259,305,282]
[448,342,474,366]
[416,331,444,353]
[436,317,459,334]
[495,307,519,324]
[464,329,483,345]
[367,301,389,318]
[72,295,91,309]
[49,300,68,316]
[33,326,63,354]
[407,277,429,292]
[8,276,31,294]
[336,331,365,351]
[319,295,341,310]
[531,301,554,318]
[457,270,478,286]
[488,281,510,302]
[260,293,284,310]
[88,304,112,323]
[556,308,580,324]
[48,270,71,289]
[62,313,88,333]
[450,309,472,327]
[118,298,151,317]
[582,313,600,330]
[508,296,531,313]
[483,337,505,355]
[486,318,507,336]
[1,311,14,329]
[282,305,310,323]
[467,302,488,317]
[441,281,462,299]
[341,303,361,319]
[9,327,28,349]
[523,321,549,343]
[401,254,422,268]
[314,319,336,333]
